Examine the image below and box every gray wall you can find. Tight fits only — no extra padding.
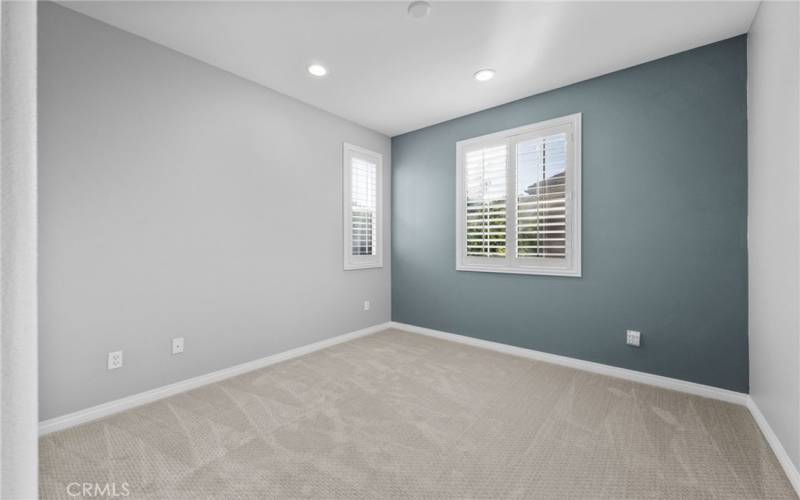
[748,1,800,468]
[392,37,748,392]
[38,2,390,421]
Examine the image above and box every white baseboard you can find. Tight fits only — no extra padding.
[39,322,392,436]
[389,321,800,497]
[38,319,800,498]
[746,397,800,495]
[389,321,749,405]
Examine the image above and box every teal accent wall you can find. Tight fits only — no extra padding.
[391,36,748,392]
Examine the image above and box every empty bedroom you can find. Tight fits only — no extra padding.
[0,0,799,498]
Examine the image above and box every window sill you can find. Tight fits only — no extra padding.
[344,261,384,271]
[456,263,581,277]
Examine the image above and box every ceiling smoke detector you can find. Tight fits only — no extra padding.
[407,1,431,19]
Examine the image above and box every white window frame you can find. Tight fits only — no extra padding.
[455,113,581,277]
[343,143,383,270]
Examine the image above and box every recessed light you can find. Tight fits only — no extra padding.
[307,64,328,77]
[473,69,495,82]
[408,1,431,18]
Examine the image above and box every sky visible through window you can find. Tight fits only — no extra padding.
[517,133,567,195]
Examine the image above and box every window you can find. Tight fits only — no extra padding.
[343,143,383,270]
[456,113,581,276]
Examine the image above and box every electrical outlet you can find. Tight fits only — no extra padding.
[107,350,123,370]
[363,300,370,311]
[626,330,641,347]
[172,337,184,355]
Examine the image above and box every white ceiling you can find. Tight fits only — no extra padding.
[61,1,759,137]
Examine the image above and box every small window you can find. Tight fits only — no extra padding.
[343,143,383,270]
[456,113,581,276]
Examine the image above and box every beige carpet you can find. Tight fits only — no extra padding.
[40,328,795,499]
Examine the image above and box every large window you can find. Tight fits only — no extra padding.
[456,113,581,276]
[343,143,383,270]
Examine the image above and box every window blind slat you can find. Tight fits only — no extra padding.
[465,144,507,257]
[515,132,568,259]
[351,156,377,257]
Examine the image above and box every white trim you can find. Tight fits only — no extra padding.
[389,321,747,405]
[39,322,392,435]
[455,113,582,277]
[1,1,39,497]
[38,320,800,496]
[343,142,383,270]
[747,398,800,495]
[389,321,800,495]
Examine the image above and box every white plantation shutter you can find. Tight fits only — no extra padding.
[351,156,377,256]
[343,143,383,270]
[456,114,581,276]
[465,144,507,257]
[516,132,568,258]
